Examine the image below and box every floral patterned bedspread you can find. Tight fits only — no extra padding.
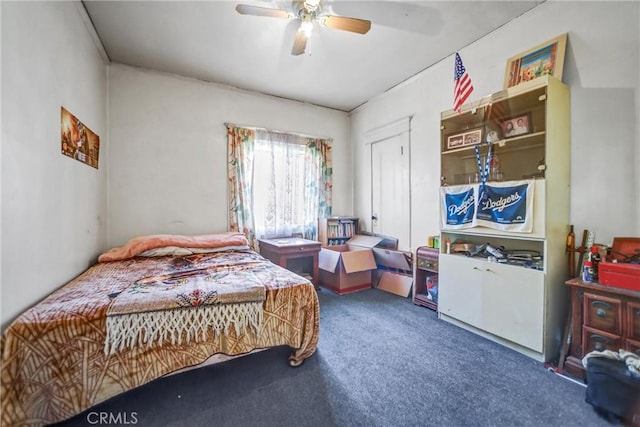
[0,250,319,426]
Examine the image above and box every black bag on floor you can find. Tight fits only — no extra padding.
[585,356,640,424]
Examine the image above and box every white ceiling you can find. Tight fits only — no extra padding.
[83,0,543,112]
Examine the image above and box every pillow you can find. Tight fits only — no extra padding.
[98,232,249,262]
[188,245,249,254]
[137,245,250,257]
[137,246,194,257]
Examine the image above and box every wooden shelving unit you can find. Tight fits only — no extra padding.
[413,246,439,311]
[318,216,359,247]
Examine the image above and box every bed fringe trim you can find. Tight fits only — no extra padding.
[104,302,263,355]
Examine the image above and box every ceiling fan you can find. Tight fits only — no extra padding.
[235,0,371,55]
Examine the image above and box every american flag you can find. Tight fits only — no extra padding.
[453,52,473,112]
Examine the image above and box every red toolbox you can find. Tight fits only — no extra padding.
[599,237,640,291]
[599,261,640,291]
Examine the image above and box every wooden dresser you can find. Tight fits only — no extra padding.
[564,278,640,378]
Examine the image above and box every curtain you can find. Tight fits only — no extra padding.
[254,129,306,240]
[304,138,332,240]
[227,126,257,248]
[227,125,332,248]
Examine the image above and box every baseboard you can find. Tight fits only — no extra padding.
[438,313,545,362]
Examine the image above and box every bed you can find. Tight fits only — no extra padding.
[0,232,319,426]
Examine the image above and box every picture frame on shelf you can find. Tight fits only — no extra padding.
[446,133,464,150]
[445,128,483,151]
[504,33,567,89]
[463,128,483,146]
[500,113,532,138]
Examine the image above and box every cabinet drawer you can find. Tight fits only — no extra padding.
[417,257,438,271]
[583,293,622,334]
[627,302,640,340]
[583,326,621,354]
[626,338,640,357]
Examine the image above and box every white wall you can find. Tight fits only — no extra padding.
[1,1,108,329]
[107,64,350,247]
[350,1,640,250]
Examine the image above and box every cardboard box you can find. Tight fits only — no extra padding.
[372,248,413,297]
[318,235,383,294]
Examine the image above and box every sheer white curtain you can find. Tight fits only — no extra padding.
[253,130,308,239]
[228,125,332,246]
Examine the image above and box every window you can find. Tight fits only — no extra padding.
[253,134,307,239]
[227,125,332,248]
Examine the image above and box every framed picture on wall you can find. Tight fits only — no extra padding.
[504,33,567,89]
[61,107,100,169]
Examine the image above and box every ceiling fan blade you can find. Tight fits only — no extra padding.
[235,4,292,19]
[322,15,371,34]
[291,28,308,56]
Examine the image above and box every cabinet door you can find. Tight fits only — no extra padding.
[480,263,544,352]
[438,255,483,327]
[439,255,544,352]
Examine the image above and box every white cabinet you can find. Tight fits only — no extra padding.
[439,255,544,352]
[438,76,570,362]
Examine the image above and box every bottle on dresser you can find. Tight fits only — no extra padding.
[588,246,601,282]
[583,260,594,283]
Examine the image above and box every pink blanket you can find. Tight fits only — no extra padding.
[98,232,249,262]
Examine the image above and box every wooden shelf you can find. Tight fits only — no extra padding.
[414,293,437,310]
[318,216,359,247]
[442,131,546,157]
[414,246,439,311]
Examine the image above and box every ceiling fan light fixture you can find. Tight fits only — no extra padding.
[236,1,370,56]
[303,0,321,12]
[300,20,314,37]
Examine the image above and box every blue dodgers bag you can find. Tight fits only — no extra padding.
[476,180,534,233]
[441,185,476,229]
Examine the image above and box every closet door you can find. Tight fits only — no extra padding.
[367,118,411,251]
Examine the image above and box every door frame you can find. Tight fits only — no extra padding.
[365,116,412,250]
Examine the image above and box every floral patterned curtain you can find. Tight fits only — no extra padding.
[227,125,257,249]
[227,125,332,247]
[304,138,333,240]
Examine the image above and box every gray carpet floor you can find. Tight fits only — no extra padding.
[56,287,610,427]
